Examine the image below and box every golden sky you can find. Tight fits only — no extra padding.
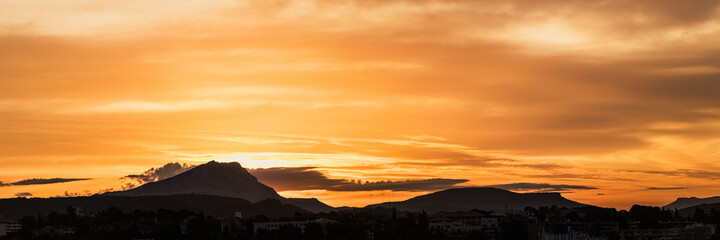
[1,0,720,209]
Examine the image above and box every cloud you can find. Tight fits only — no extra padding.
[14,192,32,197]
[0,178,90,187]
[121,164,467,192]
[329,178,469,192]
[249,167,468,192]
[488,182,597,192]
[628,169,720,180]
[121,162,195,189]
[248,167,345,191]
[646,187,687,190]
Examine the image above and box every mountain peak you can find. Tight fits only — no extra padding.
[106,161,335,212]
[203,160,241,168]
[108,160,281,202]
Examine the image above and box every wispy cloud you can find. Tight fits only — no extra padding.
[488,182,597,192]
[628,169,720,180]
[330,179,469,192]
[121,162,195,189]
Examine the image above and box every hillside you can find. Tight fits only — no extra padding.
[0,194,307,220]
[367,187,586,213]
[664,196,720,210]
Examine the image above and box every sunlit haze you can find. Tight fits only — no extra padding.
[2,0,720,209]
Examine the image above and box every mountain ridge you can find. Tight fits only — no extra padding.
[366,187,587,213]
[0,194,307,220]
[106,161,333,212]
[664,196,720,210]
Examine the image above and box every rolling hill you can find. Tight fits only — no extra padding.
[367,187,587,213]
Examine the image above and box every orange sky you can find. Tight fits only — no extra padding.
[1,0,720,209]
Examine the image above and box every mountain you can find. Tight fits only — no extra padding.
[677,202,720,218]
[664,196,720,210]
[283,198,334,213]
[366,187,587,213]
[108,161,282,202]
[0,194,307,220]
[106,161,333,212]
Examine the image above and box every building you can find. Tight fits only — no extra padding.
[541,227,608,240]
[220,217,248,236]
[429,212,501,239]
[618,224,715,240]
[254,220,309,232]
[253,218,339,233]
[530,222,618,240]
[482,217,499,229]
[429,220,483,233]
[33,226,75,237]
[679,223,715,240]
[0,220,22,237]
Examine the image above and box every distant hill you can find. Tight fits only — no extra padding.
[0,194,307,220]
[282,198,334,213]
[678,202,720,218]
[664,196,720,210]
[366,187,587,213]
[106,161,333,213]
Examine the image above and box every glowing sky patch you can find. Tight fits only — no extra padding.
[1,0,720,209]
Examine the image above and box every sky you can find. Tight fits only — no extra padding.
[1,0,720,209]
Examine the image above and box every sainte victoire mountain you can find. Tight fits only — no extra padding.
[106,161,333,212]
[107,161,282,202]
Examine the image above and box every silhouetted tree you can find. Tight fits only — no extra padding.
[418,210,429,232]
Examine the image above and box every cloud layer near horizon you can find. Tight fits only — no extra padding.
[121,163,469,192]
[0,178,90,187]
[249,167,468,192]
[488,183,597,192]
[1,0,719,208]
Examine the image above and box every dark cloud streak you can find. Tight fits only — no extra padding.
[646,187,687,190]
[249,167,346,191]
[14,192,32,197]
[249,167,468,192]
[0,178,91,187]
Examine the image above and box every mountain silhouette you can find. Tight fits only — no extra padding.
[0,194,308,220]
[677,202,720,218]
[107,161,333,212]
[664,196,720,210]
[366,187,586,213]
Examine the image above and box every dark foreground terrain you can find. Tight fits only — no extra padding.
[3,201,720,240]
